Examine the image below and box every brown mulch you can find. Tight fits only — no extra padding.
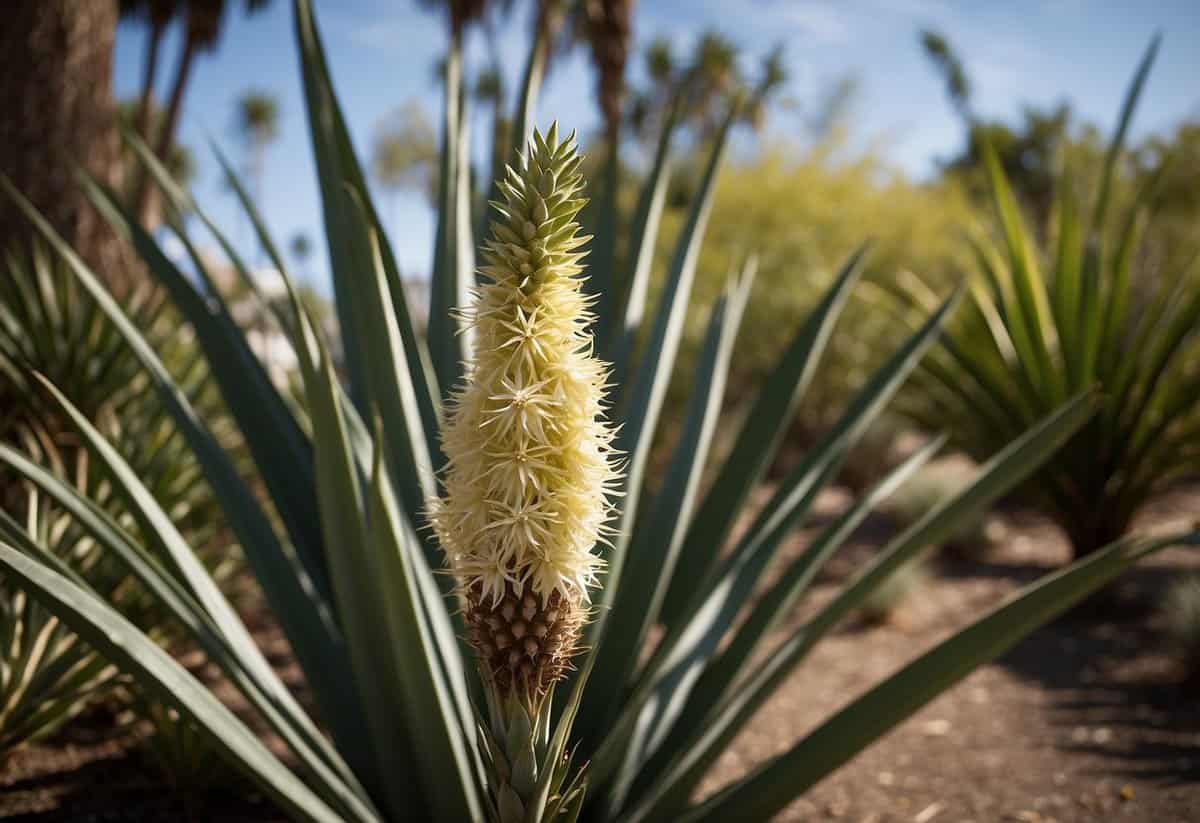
[2,484,1198,822]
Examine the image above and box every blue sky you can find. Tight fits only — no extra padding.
[113,0,1200,293]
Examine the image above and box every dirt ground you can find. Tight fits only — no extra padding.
[702,483,1200,823]
[2,484,1198,822]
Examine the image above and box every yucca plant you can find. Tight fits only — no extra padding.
[894,37,1200,560]
[430,126,620,818]
[0,3,1195,821]
[0,487,121,753]
[0,246,235,756]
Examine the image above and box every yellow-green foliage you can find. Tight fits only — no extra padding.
[653,139,975,432]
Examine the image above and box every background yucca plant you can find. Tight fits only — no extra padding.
[894,38,1200,561]
[0,3,1195,821]
[0,246,236,757]
[0,487,121,754]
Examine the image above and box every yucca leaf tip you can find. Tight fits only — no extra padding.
[431,123,621,697]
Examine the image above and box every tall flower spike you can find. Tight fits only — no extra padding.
[431,123,621,700]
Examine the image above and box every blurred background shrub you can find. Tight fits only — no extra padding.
[657,138,973,435]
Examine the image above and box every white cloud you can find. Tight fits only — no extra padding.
[349,20,415,50]
[971,58,1024,97]
[864,0,953,20]
[763,2,850,43]
[968,38,1042,101]
[330,10,443,52]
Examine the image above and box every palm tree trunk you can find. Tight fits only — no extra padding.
[137,30,199,224]
[254,141,265,206]
[128,20,165,218]
[135,21,166,142]
[0,0,125,289]
[252,139,265,262]
[156,31,199,170]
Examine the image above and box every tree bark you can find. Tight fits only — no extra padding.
[0,0,125,290]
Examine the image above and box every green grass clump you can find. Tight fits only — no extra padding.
[1164,575,1200,687]
[884,461,999,561]
[858,558,932,626]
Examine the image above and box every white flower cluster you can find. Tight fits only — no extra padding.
[432,125,621,606]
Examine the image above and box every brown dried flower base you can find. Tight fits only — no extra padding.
[465,580,584,698]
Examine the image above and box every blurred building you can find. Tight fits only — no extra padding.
[207,259,337,387]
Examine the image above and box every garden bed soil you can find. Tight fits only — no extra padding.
[2,483,1198,822]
